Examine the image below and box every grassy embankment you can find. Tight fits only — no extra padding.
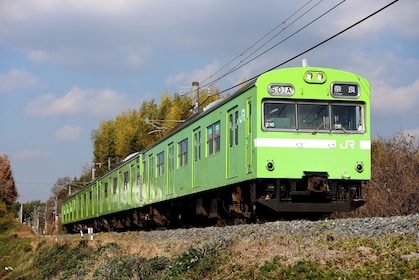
[1,222,419,279]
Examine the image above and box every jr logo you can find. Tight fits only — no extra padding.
[340,140,355,149]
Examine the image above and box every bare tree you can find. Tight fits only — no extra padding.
[354,133,419,217]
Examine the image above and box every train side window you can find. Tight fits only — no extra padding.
[235,110,239,146]
[142,158,146,184]
[168,144,174,171]
[207,125,214,155]
[194,129,201,161]
[178,138,188,167]
[124,171,129,190]
[207,121,221,156]
[104,182,108,198]
[157,151,164,176]
[137,172,141,188]
[78,196,81,219]
[89,191,92,213]
[229,114,233,147]
[149,154,155,178]
[84,193,87,216]
[215,121,220,153]
[113,177,117,194]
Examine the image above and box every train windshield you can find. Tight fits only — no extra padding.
[263,101,364,133]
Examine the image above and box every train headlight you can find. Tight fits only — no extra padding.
[355,161,364,173]
[316,73,324,80]
[304,71,326,84]
[266,160,275,171]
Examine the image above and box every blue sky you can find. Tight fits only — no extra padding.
[1,0,418,203]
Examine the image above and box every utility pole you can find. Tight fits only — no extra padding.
[91,163,102,180]
[192,81,199,113]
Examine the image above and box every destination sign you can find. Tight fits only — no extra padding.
[267,83,295,96]
[331,83,360,98]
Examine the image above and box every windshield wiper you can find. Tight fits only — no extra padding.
[312,122,324,135]
[333,123,348,134]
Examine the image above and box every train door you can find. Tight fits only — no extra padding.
[227,107,239,179]
[193,127,202,188]
[245,98,253,174]
[167,143,175,195]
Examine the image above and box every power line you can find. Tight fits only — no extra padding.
[214,0,399,97]
[180,1,324,98]
[202,0,332,90]
[211,0,343,86]
[200,0,318,87]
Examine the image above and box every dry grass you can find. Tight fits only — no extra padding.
[3,222,418,279]
[12,223,35,238]
[93,232,194,258]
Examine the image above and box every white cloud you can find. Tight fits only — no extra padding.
[27,47,152,72]
[371,77,419,117]
[165,61,227,89]
[0,0,211,23]
[54,125,83,142]
[25,86,132,117]
[0,69,39,92]
[13,149,49,160]
[125,48,152,69]
[325,1,419,39]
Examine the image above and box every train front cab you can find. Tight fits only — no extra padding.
[251,67,370,215]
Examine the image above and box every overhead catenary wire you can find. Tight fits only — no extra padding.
[199,0,318,87]
[206,0,342,89]
[202,0,331,90]
[211,0,399,98]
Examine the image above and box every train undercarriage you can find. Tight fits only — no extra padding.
[64,176,366,233]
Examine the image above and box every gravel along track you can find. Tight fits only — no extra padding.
[121,214,419,244]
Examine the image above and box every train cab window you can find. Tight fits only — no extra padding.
[263,102,296,129]
[297,104,328,130]
[331,104,363,132]
[263,100,364,133]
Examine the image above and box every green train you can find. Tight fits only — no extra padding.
[62,64,370,232]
